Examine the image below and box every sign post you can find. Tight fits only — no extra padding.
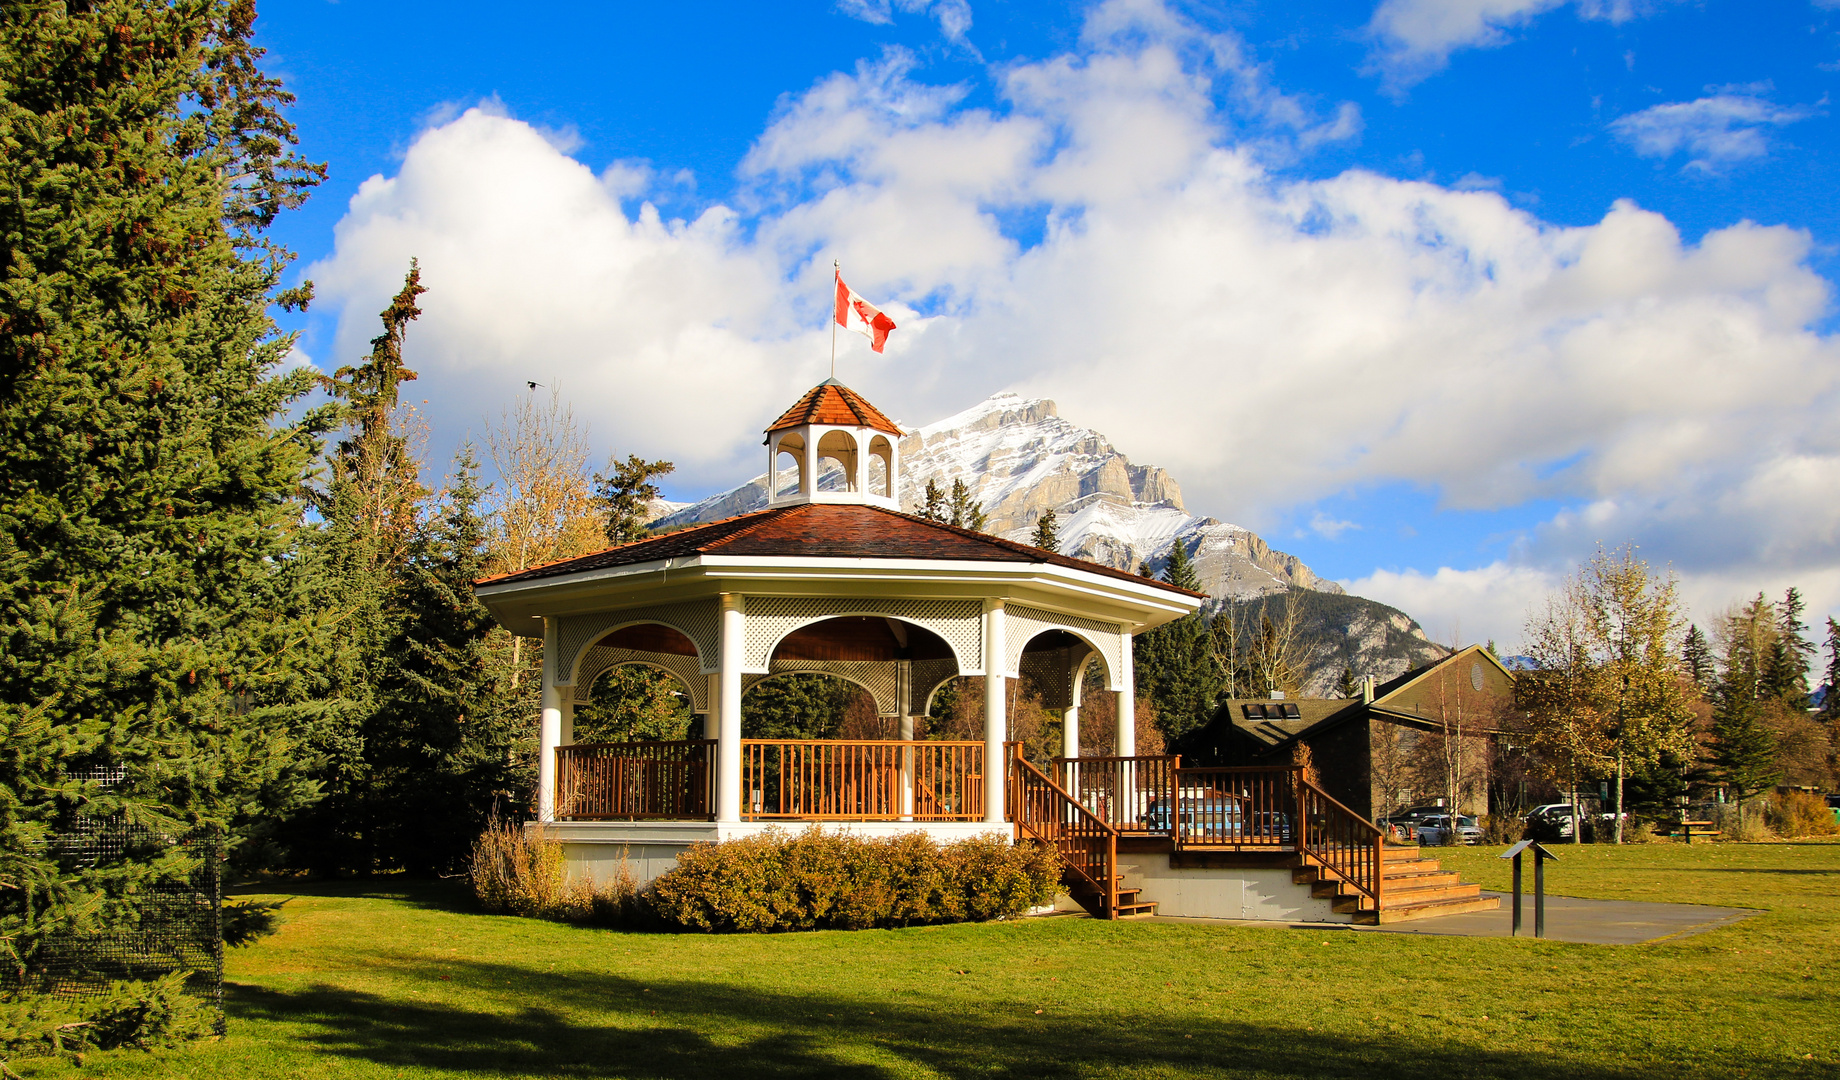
[1501,839,1559,939]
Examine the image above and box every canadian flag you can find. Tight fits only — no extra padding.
[834,269,898,353]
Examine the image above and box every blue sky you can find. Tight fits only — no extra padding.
[256,0,1840,645]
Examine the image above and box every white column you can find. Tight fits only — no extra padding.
[803,431,818,497]
[560,699,575,746]
[703,672,720,740]
[716,594,745,823]
[983,600,1007,824]
[1116,627,1136,757]
[537,620,563,823]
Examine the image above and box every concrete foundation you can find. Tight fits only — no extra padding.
[537,819,1008,887]
[1114,853,1348,922]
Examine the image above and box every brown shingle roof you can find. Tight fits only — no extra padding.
[475,503,1207,597]
[765,380,902,435]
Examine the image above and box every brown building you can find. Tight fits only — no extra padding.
[1172,645,1519,820]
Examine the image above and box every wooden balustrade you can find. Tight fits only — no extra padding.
[1297,778,1384,909]
[1166,766,1300,848]
[1011,758,1117,916]
[741,739,985,821]
[1054,755,1179,833]
[555,740,716,820]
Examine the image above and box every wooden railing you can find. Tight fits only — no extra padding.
[556,740,716,820]
[1054,755,1179,833]
[741,739,985,821]
[1166,766,1300,848]
[1011,758,1118,918]
[1297,778,1385,909]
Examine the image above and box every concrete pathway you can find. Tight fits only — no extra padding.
[1353,892,1758,945]
[1148,893,1757,944]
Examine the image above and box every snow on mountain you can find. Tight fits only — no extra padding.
[654,390,1341,601]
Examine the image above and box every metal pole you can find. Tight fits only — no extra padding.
[831,260,839,380]
[1511,851,1523,937]
[1534,849,1547,940]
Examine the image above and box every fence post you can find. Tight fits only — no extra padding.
[1293,767,1309,853]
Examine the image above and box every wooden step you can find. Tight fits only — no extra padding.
[1379,883,1482,907]
[1358,894,1501,925]
[1380,870,1462,889]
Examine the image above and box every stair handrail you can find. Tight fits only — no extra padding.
[1295,774,1385,909]
[1011,757,1120,918]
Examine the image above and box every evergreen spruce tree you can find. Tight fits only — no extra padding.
[595,455,675,545]
[919,478,945,522]
[1820,617,1840,723]
[947,478,986,532]
[366,448,533,874]
[1764,587,1813,707]
[1681,624,1715,700]
[1336,666,1359,698]
[1030,507,1060,552]
[283,263,430,873]
[1133,544,1217,744]
[0,0,328,962]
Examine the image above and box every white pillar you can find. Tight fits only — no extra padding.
[983,600,1007,824]
[716,594,745,823]
[537,620,562,823]
[1116,627,1136,757]
[803,432,818,496]
[560,699,575,746]
[704,673,720,740]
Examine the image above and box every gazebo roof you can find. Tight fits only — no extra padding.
[764,379,902,436]
[476,502,1206,596]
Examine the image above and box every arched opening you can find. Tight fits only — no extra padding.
[868,435,894,498]
[575,663,694,743]
[815,429,860,492]
[772,431,806,497]
[572,621,704,744]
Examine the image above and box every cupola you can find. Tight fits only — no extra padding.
[763,379,903,509]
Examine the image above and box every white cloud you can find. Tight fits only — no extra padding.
[1366,0,1666,87]
[1610,92,1816,171]
[1309,512,1361,540]
[309,0,1840,627]
[837,0,978,54]
[1342,563,1559,651]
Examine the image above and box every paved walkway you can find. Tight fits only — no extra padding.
[1354,892,1758,945]
[1150,893,1757,944]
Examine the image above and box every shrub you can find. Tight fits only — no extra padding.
[1765,790,1839,838]
[1,972,214,1071]
[1714,802,1771,842]
[1481,814,1525,845]
[647,829,1060,933]
[1624,819,1657,843]
[467,818,640,925]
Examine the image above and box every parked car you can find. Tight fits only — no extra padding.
[1525,803,1580,838]
[1415,814,1484,846]
[1141,798,1293,843]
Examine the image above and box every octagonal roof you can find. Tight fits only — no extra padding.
[764,379,902,436]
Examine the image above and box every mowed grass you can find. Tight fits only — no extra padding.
[17,840,1840,1080]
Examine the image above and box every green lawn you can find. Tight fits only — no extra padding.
[18,840,1840,1079]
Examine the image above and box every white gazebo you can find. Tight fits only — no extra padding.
[474,382,1445,923]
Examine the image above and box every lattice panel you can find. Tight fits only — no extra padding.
[767,660,903,715]
[556,599,720,685]
[740,597,982,672]
[907,659,958,716]
[1005,605,1125,690]
[573,646,708,711]
[1018,646,1094,710]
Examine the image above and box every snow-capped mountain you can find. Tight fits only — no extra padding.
[655,391,1341,600]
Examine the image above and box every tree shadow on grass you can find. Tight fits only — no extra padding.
[228,954,1678,1080]
[227,877,480,913]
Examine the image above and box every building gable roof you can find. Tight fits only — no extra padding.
[765,380,902,436]
[475,502,1208,596]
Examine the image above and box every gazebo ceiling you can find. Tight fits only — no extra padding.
[773,616,955,663]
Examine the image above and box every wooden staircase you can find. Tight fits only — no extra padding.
[1064,874,1158,919]
[1295,843,1499,924]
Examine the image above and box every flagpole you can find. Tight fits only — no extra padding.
[831,260,839,380]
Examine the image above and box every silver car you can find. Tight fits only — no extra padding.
[1415,814,1483,845]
